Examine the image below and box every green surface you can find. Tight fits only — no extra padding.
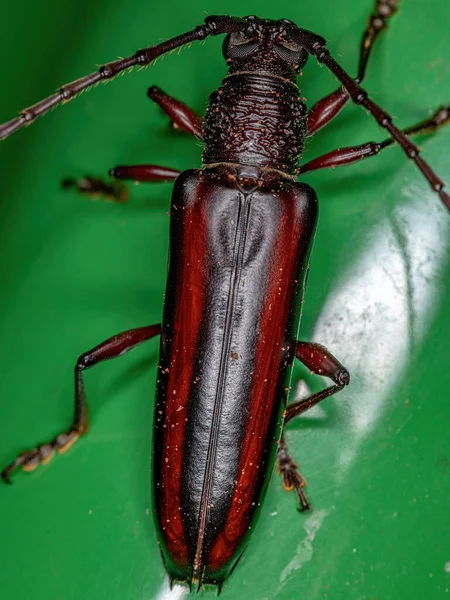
[0,0,449,598]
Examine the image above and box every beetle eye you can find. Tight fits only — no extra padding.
[227,32,259,58]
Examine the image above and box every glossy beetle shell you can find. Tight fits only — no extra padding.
[152,166,317,586]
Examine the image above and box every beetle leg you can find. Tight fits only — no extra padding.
[306,88,353,138]
[148,86,204,139]
[278,341,349,510]
[300,104,450,174]
[1,324,161,483]
[307,0,400,136]
[62,164,181,203]
[109,165,181,182]
[62,175,129,203]
[285,341,350,423]
[297,31,450,209]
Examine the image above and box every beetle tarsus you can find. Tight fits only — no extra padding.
[1,429,82,483]
[358,0,401,82]
[62,175,129,203]
[277,434,312,511]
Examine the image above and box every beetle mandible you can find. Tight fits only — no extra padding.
[1,0,449,592]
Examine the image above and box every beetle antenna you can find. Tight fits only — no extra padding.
[295,27,450,211]
[0,16,245,142]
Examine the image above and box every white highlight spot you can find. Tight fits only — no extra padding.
[154,580,188,600]
[279,509,328,587]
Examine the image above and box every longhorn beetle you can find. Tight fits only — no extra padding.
[1,0,449,591]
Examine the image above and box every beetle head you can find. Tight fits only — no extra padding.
[222,16,309,78]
